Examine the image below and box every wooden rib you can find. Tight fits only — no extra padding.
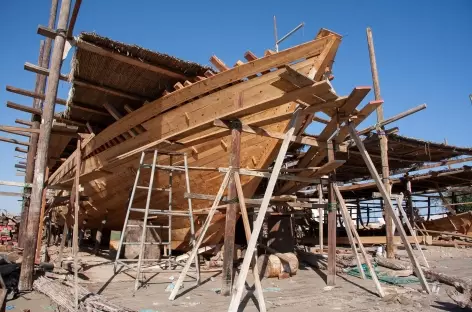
[24,62,69,81]
[174,82,184,90]
[162,90,171,96]
[195,76,206,81]
[75,39,189,80]
[6,101,42,115]
[244,51,258,62]
[183,81,192,87]
[103,103,138,137]
[209,55,229,72]
[81,35,338,157]
[234,60,244,67]
[264,50,276,56]
[123,105,145,133]
[204,70,215,78]
[6,85,67,105]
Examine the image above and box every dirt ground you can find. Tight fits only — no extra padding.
[7,245,472,312]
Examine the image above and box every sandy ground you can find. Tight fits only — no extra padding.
[7,245,472,312]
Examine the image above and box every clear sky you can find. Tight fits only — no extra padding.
[0,0,471,213]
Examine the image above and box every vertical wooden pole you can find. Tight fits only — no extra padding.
[35,167,49,263]
[57,220,68,264]
[73,139,81,312]
[326,141,337,286]
[19,0,72,291]
[366,27,394,258]
[94,221,104,255]
[406,179,414,223]
[317,184,323,253]
[20,0,58,247]
[356,197,361,230]
[427,197,431,221]
[221,120,241,296]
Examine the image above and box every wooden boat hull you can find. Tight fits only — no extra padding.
[49,32,343,251]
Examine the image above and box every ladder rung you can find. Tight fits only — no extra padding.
[122,242,170,245]
[130,208,191,216]
[135,186,170,191]
[126,224,170,229]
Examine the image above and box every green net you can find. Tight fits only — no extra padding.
[346,263,419,285]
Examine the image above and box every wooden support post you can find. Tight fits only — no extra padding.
[326,141,336,286]
[427,197,431,221]
[356,197,361,229]
[19,0,71,291]
[334,185,384,297]
[348,123,431,293]
[229,111,299,312]
[366,27,394,259]
[405,179,414,223]
[318,184,324,253]
[72,139,81,312]
[35,167,49,263]
[57,221,68,264]
[234,172,266,312]
[94,220,104,255]
[221,120,242,296]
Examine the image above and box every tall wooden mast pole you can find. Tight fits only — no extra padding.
[221,120,242,296]
[19,0,72,291]
[19,0,59,247]
[366,27,394,258]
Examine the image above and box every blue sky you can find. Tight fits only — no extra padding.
[0,0,471,213]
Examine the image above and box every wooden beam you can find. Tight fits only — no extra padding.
[0,137,30,147]
[54,117,86,127]
[0,180,32,188]
[15,119,33,127]
[72,103,110,117]
[75,39,189,80]
[15,147,28,153]
[326,141,336,286]
[6,86,66,105]
[6,101,42,115]
[0,191,24,197]
[210,55,230,72]
[0,126,32,138]
[73,79,147,101]
[24,62,69,81]
[213,119,322,147]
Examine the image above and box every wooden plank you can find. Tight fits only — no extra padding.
[348,123,431,293]
[334,185,385,296]
[72,103,110,117]
[318,184,324,253]
[24,62,69,81]
[234,172,266,311]
[6,102,42,115]
[228,111,299,312]
[168,171,231,300]
[0,137,30,147]
[6,85,66,105]
[82,35,338,157]
[219,168,322,183]
[280,65,315,88]
[213,119,322,147]
[75,39,189,80]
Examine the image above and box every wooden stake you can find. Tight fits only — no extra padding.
[348,123,431,293]
[228,111,299,312]
[221,120,242,296]
[19,0,71,291]
[366,27,394,259]
[234,172,266,312]
[334,185,384,297]
[326,141,336,286]
[35,167,49,263]
[394,194,429,268]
